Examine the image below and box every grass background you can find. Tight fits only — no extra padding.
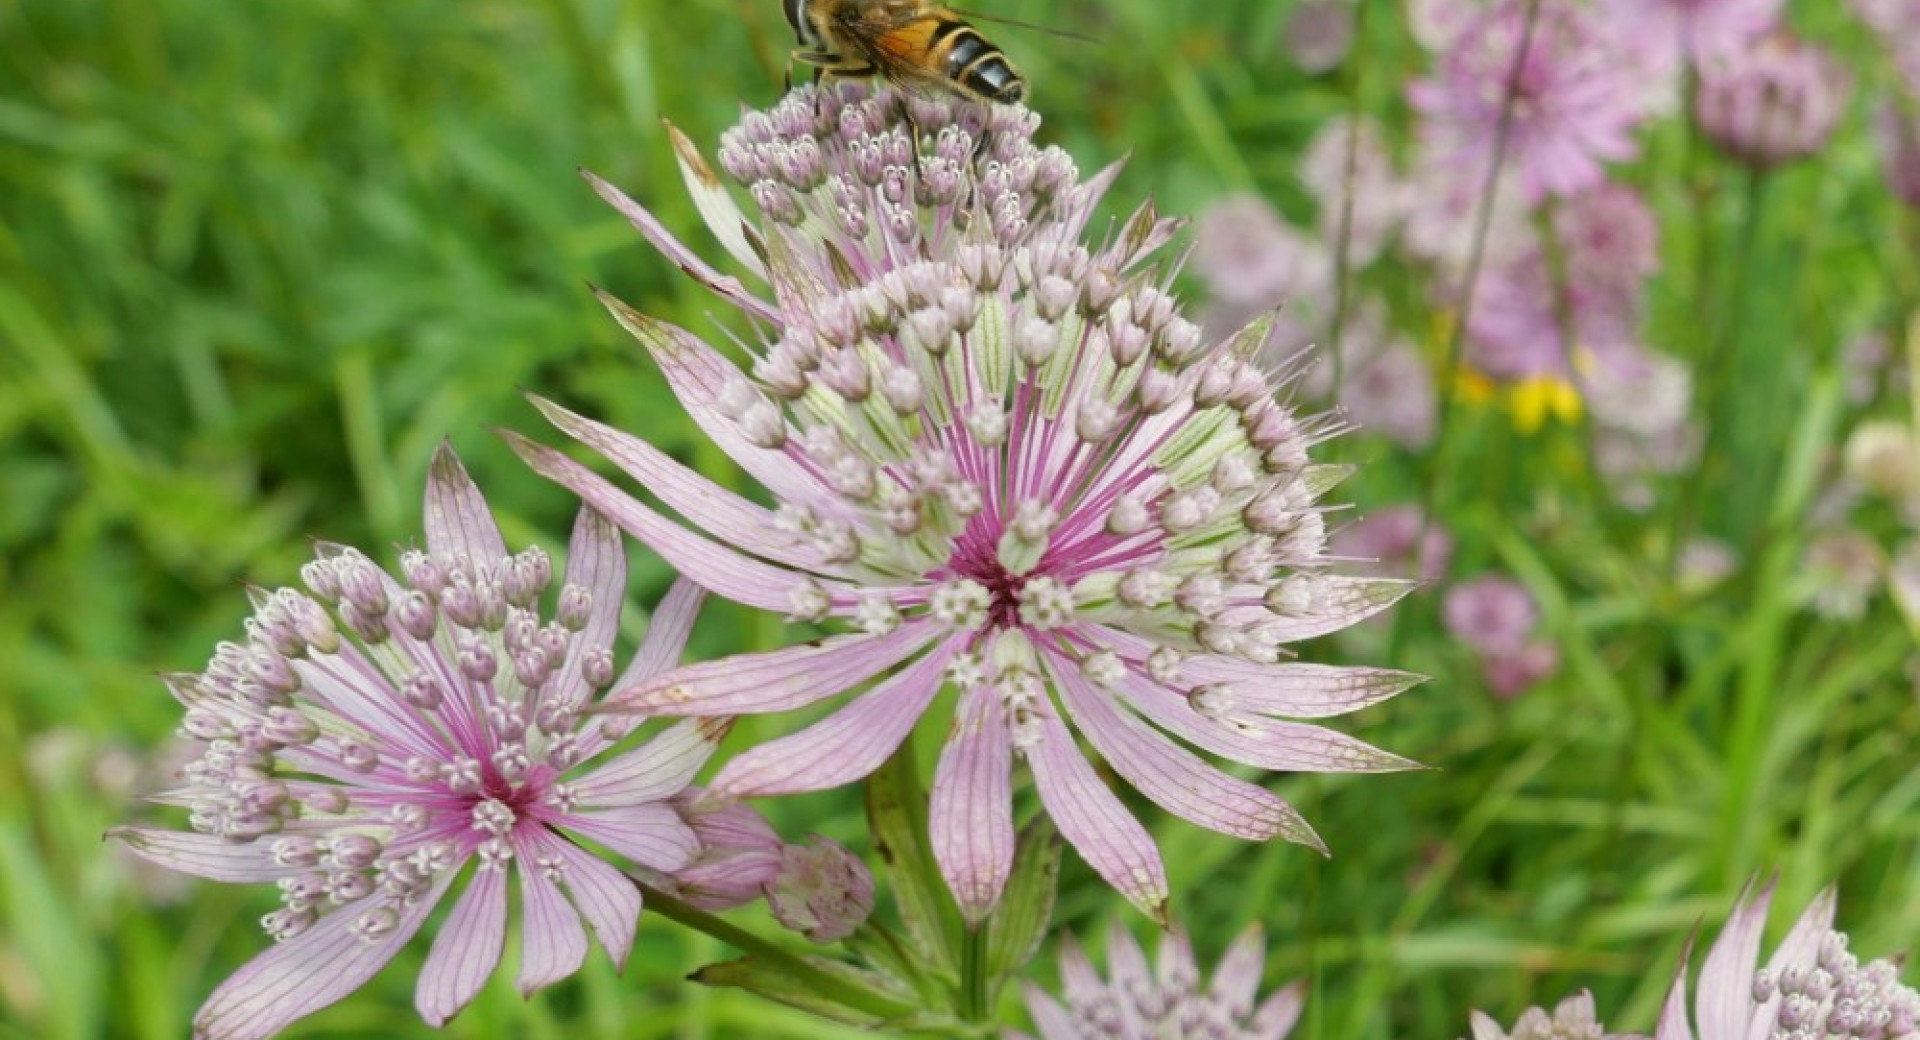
[2,0,1917,1036]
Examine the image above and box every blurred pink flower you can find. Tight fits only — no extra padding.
[1851,0,1920,93]
[1408,0,1480,51]
[1286,0,1357,74]
[1799,530,1887,620]
[1443,575,1538,657]
[1019,925,1303,1040]
[1468,990,1636,1039]
[1876,101,1920,208]
[1444,575,1560,697]
[1301,117,1410,267]
[1400,161,1533,271]
[1482,641,1562,699]
[1599,0,1783,66]
[1342,343,1440,450]
[1408,0,1645,204]
[1464,183,1658,380]
[1192,194,1333,305]
[1587,348,1700,508]
[1696,32,1851,169]
[113,446,721,1037]
[1333,505,1454,583]
[517,86,1423,925]
[1651,881,1919,1040]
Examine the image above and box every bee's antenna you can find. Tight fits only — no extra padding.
[947,7,1098,44]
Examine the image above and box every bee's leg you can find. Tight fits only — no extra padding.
[882,91,932,166]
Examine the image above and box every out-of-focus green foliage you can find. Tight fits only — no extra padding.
[2,0,1916,1037]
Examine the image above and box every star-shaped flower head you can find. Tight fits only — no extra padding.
[511,85,1424,924]
[1467,990,1644,1040]
[1017,925,1303,1040]
[114,445,725,1038]
[1652,880,1919,1040]
[1409,0,1646,205]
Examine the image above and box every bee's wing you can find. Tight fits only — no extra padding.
[834,3,961,98]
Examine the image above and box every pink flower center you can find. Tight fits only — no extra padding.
[946,532,1034,630]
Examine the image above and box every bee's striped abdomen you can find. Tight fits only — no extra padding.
[934,23,1026,104]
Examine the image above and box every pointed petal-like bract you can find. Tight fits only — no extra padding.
[514,833,591,996]
[424,442,509,565]
[665,120,769,279]
[109,827,289,883]
[588,297,822,503]
[610,625,937,715]
[1250,981,1307,1040]
[1118,674,1420,774]
[195,875,452,1040]
[614,576,705,692]
[1654,938,1697,1040]
[706,641,960,797]
[415,864,507,1027]
[532,394,833,573]
[572,717,733,807]
[564,803,702,872]
[502,429,813,612]
[582,169,779,324]
[929,684,1015,924]
[550,507,627,705]
[1696,878,1773,1040]
[1052,657,1321,847]
[543,835,643,970]
[1027,711,1168,922]
[1210,926,1268,1018]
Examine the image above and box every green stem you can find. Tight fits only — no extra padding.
[638,882,912,1023]
[960,923,989,1023]
[1393,0,1546,657]
[1664,165,1771,578]
[1326,0,1377,396]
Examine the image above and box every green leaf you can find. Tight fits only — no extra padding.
[984,815,1062,984]
[865,744,961,980]
[691,955,918,1029]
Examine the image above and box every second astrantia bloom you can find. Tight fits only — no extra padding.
[514,85,1423,922]
[1653,880,1919,1040]
[114,447,724,1038]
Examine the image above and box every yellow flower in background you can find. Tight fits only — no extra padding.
[1507,377,1583,433]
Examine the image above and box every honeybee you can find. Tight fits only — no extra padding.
[783,0,1029,105]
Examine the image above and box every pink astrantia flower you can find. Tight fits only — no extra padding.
[1192,194,1333,306]
[1851,0,1920,94]
[1481,641,1561,699]
[1018,925,1303,1040]
[1333,505,1454,583]
[1467,990,1642,1039]
[1408,0,1645,204]
[1286,0,1357,75]
[113,446,723,1038]
[1301,117,1410,268]
[1464,182,1659,380]
[510,86,1424,924]
[1599,0,1784,67]
[1696,32,1852,170]
[1652,881,1920,1040]
[1443,575,1538,657]
[1341,343,1440,450]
